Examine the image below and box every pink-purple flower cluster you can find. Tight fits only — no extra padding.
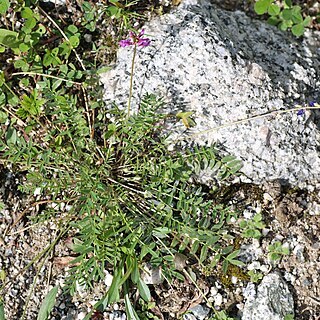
[119,29,151,48]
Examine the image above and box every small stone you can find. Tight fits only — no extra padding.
[210,287,218,296]
[4,249,12,257]
[189,304,210,320]
[76,312,86,320]
[174,252,188,270]
[293,244,305,263]
[104,271,113,287]
[84,34,92,43]
[229,217,236,223]
[140,263,162,285]
[65,205,73,211]
[33,187,42,196]
[252,239,260,248]
[284,272,296,284]
[302,278,311,287]
[183,314,197,320]
[110,311,126,320]
[113,303,119,311]
[10,289,18,297]
[231,276,238,284]
[243,210,254,219]
[214,293,223,307]
[260,265,269,273]
[247,262,261,271]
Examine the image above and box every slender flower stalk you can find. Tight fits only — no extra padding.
[297,101,317,116]
[128,44,137,118]
[119,29,151,117]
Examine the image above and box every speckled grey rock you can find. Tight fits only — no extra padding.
[101,0,320,187]
[242,273,294,320]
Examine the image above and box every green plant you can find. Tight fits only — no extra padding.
[137,299,159,319]
[81,1,99,32]
[210,310,236,320]
[254,0,312,36]
[284,313,294,320]
[247,269,263,283]
[0,0,9,15]
[176,111,196,128]
[239,213,265,239]
[105,0,142,33]
[1,88,244,318]
[0,12,244,317]
[268,241,290,261]
[0,299,4,320]
[37,286,59,320]
[0,3,258,319]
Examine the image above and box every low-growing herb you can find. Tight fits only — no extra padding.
[239,213,265,239]
[254,0,311,36]
[268,241,290,262]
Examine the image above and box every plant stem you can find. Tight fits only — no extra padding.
[11,72,81,85]
[127,44,137,118]
[183,104,320,140]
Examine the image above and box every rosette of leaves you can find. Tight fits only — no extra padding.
[1,85,243,318]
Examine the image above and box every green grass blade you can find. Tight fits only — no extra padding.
[37,286,58,320]
[0,300,5,320]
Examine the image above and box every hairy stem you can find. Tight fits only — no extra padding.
[127,44,137,117]
[180,104,320,141]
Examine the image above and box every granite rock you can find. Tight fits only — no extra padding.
[100,0,320,186]
[242,273,294,320]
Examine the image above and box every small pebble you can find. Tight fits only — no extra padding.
[183,314,197,320]
[231,276,238,284]
[76,312,86,320]
[260,265,269,273]
[214,293,223,307]
[104,272,113,286]
[210,287,218,296]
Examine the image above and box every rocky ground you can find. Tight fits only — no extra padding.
[1,167,320,319]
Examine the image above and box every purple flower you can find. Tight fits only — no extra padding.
[309,101,316,107]
[119,29,151,48]
[297,109,305,116]
[119,39,134,47]
[137,37,151,47]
